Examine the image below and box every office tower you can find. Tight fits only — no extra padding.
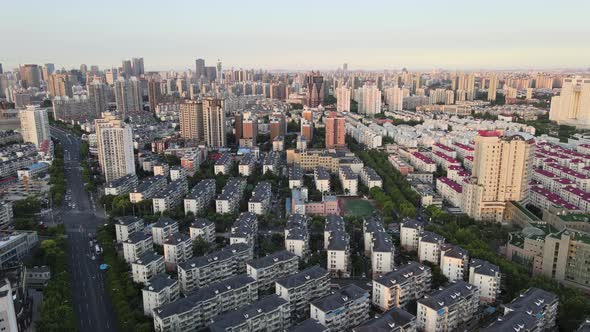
[462,131,534,222]
[0,63,2,74]
[549,77,590,128]
[95,113,135,183]
[88,80,108,116]
[132,57,144,77]
[105,69,117,85]
[342,63,348,72]
[19,105,50,147]
[19,64,41,88]
[301,119,313,142]
[205,67,217,81]
[43,63,55,77]
[195,58,205,80]
[357,83,381,115]
[90,65,99,74]
[487,74,498,101]
[203,97,226,148]
[241,111,258,145]
[48,73,74,98]
[325,112,345,149]
[80,64,88,77]
[384,86,404,111]
[216,60,222,83]
[148,78,161,112]
[114,77,142,118]
[179,100,204,141]
[121,60,133,78]
[335,86,351,112]
[270,112,286,141]
[306,72,325,107]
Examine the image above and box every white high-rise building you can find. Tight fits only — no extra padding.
[114,76,142,118]
[19,105,50,148]
[95,113,135,183]
[335,86,351,112]
[487,74,498,101]
[384,86,404,111]
[356,83,381,115]
[203,97,226,148]
[549,77,590,128]
[88,80,108,116]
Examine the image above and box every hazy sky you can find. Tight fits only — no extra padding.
[1,0,589,71]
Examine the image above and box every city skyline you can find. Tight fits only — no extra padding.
[1,0,589,71]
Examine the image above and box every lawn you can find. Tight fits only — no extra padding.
[343,199,374,217]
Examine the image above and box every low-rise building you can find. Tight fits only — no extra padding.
[400,218,425,252]
[177,243,253,293]
[416,281,479,332]
[326,227,350,278]
[289,319,329,332]
[285,214,310,259]
[263,151,281,175]
[247,250,299,291]
[207,295,291,332]
[151,217,179,246]
[132,251,165,285]
[360,166,383,189]
[122,232,153,264]
[418,231,445,264]
[314,166,331,193]
[310,284,370,331]
[154,275,258,331]
[289,166,304,189]
[114,216,144,243]
[152,179,189,213]
[230,212,258,248]
[189,218,215,243]
[216,177,247,214]
[372,261,432,311]
[184,179,216,215]
[439,244,469,282]
[501,287,558,332]
[275,266,330,323]
[163,232,193,269]
[339,166,358,196]
[353,307,416,332]
[468,259,501,304]
[364,217,395,277]
[130,175,167,203]
[239,153,256,176]
[142,274,180,316]
[248,181,272,215]
[214,153,233,175]
[104,173,139,196]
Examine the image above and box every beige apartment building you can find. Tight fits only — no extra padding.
[179,100,204,141]
[462,131,534,222]
[203,97,226,148]
[95,112,135,183]
[550,77,590,128]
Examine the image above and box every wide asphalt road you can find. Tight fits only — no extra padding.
[51,127,117,332]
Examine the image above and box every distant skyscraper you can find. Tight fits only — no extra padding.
[105,69,117,85]
[203,97,226,148]
[95,113,135,183]
[19,64,41,88]
[179,100,204,141]
[80,64,88,76]
[306,72,325,107]
[195,58,205,80]
[88,80,108,116]
[48,73,74,98]
[0,63,3,74]
[550,77,590,128]
[148,78,161,112]
[234,113,243,144]
[384,86,404,111]
[357,83,381,115]
[114,77,142,118]
[325,112,345,149]
[462,131,534,222]
[19,105,50,147]
[336,86,351,112]
[342,63,348,72]
[487,74,498,101]
[121,60,133,78]
[132,57,144,77]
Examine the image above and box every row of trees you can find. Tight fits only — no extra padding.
[423,207,590,332]
[36,233,76,331]
[48,143,66,206]
[97,224,152,331]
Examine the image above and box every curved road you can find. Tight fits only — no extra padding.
[50,127,117,332]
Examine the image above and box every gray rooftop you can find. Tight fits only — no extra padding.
[143,274,177,292]
[311,284,368,312]
[186,179,216,199]
[374,261,431,286]
[440,244,469,259]
[191,218,213,229]
[289,319,328,332]
[505,287,558,316]
[481,311,539,332]
[420,231,445,244]
[178,243,250,271]
[247,250,297,270]
[417,281,477,310]
[470,259,500,277]
[164,232,191,245]
[125,232,151,244]
[115,216,143,226]
[134,251,163,265]
[353,307,416,332]
[152,216,178,229]
[275,266,328,289]
[208,295,287,331]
